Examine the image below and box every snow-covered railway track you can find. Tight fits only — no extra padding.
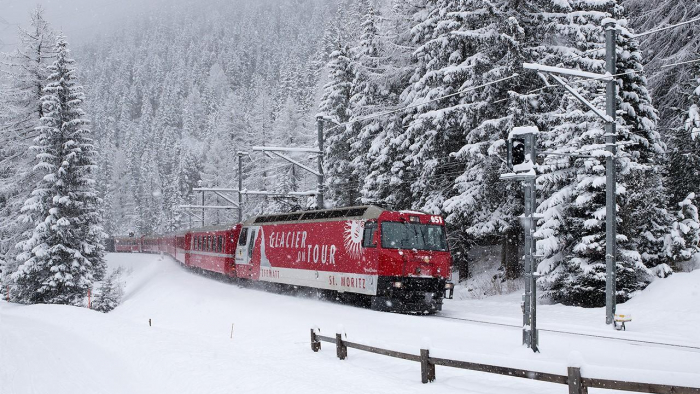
[433,314,700,352]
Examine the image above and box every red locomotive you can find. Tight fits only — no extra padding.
[113,205,454,313]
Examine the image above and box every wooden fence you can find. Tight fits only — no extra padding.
[310,328,700,394]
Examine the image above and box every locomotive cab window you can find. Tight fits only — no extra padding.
[381,222,447,251]
[362,221,377,248]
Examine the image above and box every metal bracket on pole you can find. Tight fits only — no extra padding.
[212,191,240,207]
[546,74,613,123]
[180,209,203,223]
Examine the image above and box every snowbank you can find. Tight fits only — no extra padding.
[1,253,699,393]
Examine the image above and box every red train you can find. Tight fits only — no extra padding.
[112,205,454,312]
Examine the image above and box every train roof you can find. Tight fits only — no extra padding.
[186,224,240,234]
[243,205,385,226]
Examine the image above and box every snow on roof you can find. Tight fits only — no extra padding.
[601,17,617,28]
[509,126,539,139]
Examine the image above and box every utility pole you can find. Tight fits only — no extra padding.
[316,116,325,209]
[237,151,245,223]
[523,18,619,327]
[604,20,617,326]
[198,180,205,228]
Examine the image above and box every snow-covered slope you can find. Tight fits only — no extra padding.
[1,253,699,394]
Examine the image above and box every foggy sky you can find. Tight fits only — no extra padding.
[0,0,169,50]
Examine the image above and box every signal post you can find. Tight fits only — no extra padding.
[501,126,540,352]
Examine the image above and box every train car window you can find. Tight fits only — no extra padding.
[362,222,377,248]
[248,230,256,259]
[238,228,248,246]
[218,236,223,252]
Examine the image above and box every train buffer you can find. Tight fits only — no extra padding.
[614,313,632,331]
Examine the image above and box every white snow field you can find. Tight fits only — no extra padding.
[2,253,699,394]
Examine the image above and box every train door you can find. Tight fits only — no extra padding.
[235,226,260,279]
[362,220,380,287]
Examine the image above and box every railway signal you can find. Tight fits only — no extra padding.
[501,126,540,352]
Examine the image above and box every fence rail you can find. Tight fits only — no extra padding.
[310,328,700,394]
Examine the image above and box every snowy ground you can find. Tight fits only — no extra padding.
[2,253,699,394]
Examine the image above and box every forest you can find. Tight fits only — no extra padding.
[1,0,699,307]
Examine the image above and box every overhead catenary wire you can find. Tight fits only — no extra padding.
[323,73,521,132]
[631,15,700,38]
[434,315,700,352]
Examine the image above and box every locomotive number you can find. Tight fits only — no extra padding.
[430,216,443,224]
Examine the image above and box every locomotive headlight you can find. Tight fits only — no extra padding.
[392,281,403,288]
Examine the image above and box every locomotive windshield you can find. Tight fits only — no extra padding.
[381,222,447,251]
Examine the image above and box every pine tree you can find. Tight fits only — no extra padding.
[667,69,700,208]
[92,267,124,313]
[359,0,424,210]
[625,0,700,130]
[12,36,106,305]
[667,193,700,267]
[537,1,655,306]
[0,6,55,282]
[348,5,386,203]
[319,42,358,207]
[404,0,547,278]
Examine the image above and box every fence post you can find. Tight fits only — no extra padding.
[568,367,586,394]
[336,333,347,360]
[420,349,436,383]
[311,328,321,352]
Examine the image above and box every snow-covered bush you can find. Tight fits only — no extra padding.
[92,268,124,313]
[667,193,700,268]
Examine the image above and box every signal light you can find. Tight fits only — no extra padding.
[507,138,526,170]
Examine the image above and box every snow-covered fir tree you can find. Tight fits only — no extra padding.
[92,267,124,313]
[12,36,106,305]
[624,0,700,130]
[537,2,657,306]
[360,0,425,211]
[0,6,55,282]
[348,5,385,194]
[320,42,359,207]
[667,193,700,267]
[667,69,700,208]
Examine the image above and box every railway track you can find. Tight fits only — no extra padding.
[433,314,700,352]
